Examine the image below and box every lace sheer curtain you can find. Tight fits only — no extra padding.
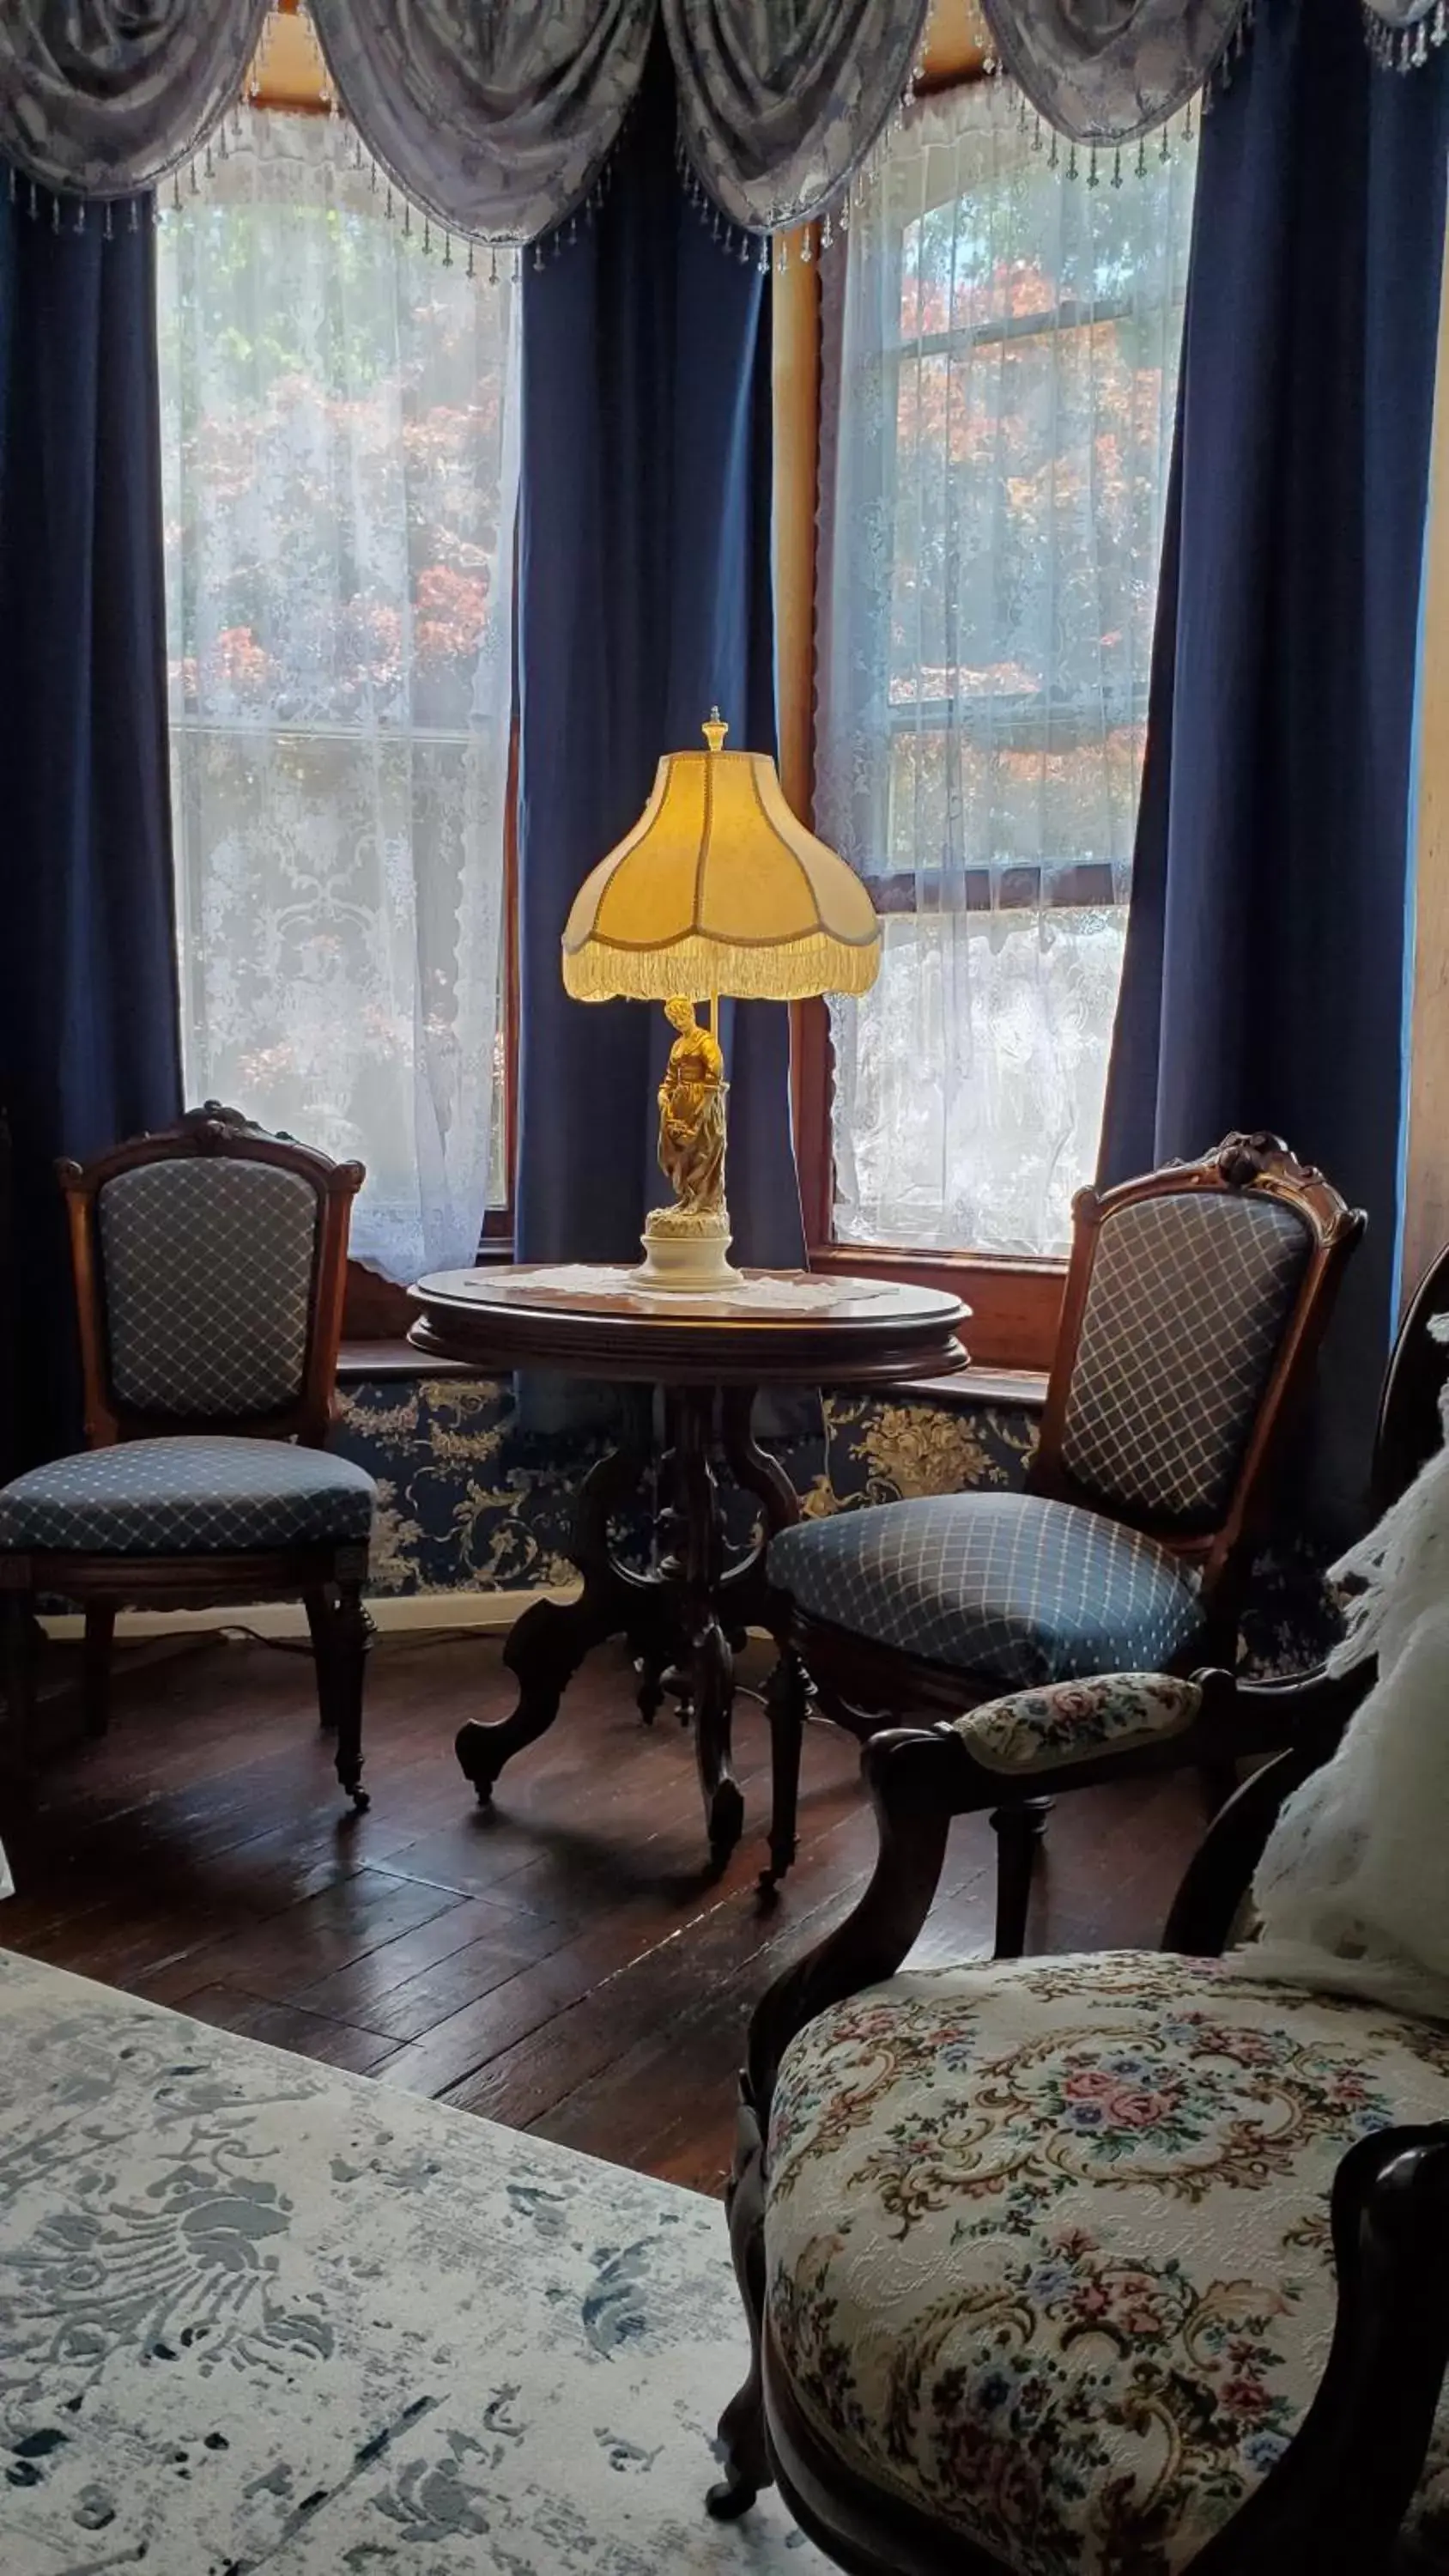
[817,83,1196,1255]
[156,112,519,1279]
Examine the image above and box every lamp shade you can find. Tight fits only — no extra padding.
[561,714,881,1004]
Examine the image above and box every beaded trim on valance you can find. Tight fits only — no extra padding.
[0,0,1439,239]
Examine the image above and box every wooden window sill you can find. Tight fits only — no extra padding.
[898,1364,1049,1411]
[806,1243,1066,1374]
[346,1249,1064,1376]
[338,1338,480,1382]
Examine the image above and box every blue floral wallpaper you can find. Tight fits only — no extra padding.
[328,1376,1333,1674]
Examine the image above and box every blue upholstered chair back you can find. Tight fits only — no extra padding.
[96,1157,321,1421]
[1057,1188,1313,1534]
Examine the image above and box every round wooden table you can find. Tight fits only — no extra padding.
[408,1265,970,1868]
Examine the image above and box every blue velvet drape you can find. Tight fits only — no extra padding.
[515,46,802,1273]
[1099,0,1449,1527]
[0,190,182,1466]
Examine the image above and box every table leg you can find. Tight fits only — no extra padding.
[720,1388,804,1890]
[634,1391,688,1727]
[455,1407,653,1806]
[718,1387,800,1612]
[674,1387,743,1864]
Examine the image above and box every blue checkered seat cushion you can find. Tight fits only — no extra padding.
[0,1437,375,1557]
[768,1493,1203,1688]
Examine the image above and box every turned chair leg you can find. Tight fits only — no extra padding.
[758,1648,809,1899]
[82,1604,115,1740]
[991,1797,1052,1959]
[304,1586,336,1731]
[330,1579,371,1815]
[307,1581,371,1811]
[707,2084,773,2521]
[3,1593,35,1783]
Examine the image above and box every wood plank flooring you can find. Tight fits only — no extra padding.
[0,1629,1203,2194]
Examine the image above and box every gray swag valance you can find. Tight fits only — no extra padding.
[0,0,1437,235]
[979,0,1444,142]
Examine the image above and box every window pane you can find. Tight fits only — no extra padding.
[817,90,1196,1254]
[156,112,520,1279]
[833,908,1129,1255]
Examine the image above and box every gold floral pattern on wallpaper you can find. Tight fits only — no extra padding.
[331,1377,1034,1599]
[839,1395,1036,1503]
[329,1375,1334,1672]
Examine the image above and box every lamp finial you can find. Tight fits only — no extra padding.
[702,708,728,755]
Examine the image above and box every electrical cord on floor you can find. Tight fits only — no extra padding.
[191,1625,777,1716]
[197,1622,512,1657]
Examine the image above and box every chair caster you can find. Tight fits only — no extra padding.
[706,2470,759,2523]
[707,1777,744,1865]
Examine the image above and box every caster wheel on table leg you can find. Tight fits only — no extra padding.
[706,2469,759,2523]
[455,1722,503,1811]
[707,1777,744,1864]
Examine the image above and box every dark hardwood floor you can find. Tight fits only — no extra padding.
[0,1627,1203,2194]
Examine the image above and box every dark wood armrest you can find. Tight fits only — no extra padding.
[1161,1741,1333,1956]
[1218,1661,1369,1754]
[1193,2125,1449,2574]
[744,1724,970,2125]
[1161,1662,1371,1956]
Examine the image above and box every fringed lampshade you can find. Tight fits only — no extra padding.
[561,713,881,1005]
[559,713,881,1293]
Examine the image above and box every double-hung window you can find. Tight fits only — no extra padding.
[815,83,1196,1261]
[156,107,520,1281]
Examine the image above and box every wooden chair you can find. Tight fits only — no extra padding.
[0,1104,376,1810]
[762,1133,1364,1949]
[707,1691,1449,2575]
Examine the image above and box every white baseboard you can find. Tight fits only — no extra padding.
[40,1586,579,1645]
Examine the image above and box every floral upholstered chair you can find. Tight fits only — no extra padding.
[0,1106,376,1812]
[708,1680,1449,2576]
[762,1135,1363,1949]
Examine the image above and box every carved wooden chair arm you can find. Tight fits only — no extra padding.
[1161,1741,1335,1957]
[942,1658,1368,1814]
[743,1723,969,2122]
[743,1659,1363,2129]
[949,1668,1214,1788]
[1190,2123,1449,2574]
[1225,1658,1369,1746]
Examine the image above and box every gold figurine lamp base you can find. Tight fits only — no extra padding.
[561,712,882,1291]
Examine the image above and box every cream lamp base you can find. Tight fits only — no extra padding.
[633,1205,741,1293]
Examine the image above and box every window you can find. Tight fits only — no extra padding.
[156,108,520,1281]
[814,82,1195,1259]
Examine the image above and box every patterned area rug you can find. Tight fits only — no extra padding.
[0,1948,822,2575]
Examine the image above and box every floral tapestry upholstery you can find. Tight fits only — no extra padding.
[955,1671,1203,1776]
[0,1437,374,1557]
[767,1493,1204,1686]
[767,1952,1449,2576]
[1059,1191,1312,1533]
[98,1159,318,1419]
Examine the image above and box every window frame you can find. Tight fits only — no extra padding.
[250,5,520,1261]
[777,13,1135,1374]
[259,1,1064,1353]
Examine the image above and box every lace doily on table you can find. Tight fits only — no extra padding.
[458,1265,900,1316]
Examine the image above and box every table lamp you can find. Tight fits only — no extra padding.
[561,711,882,1291]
